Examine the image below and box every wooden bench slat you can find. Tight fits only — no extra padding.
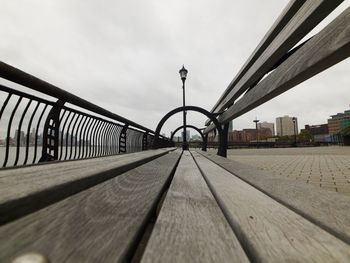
[0,148,175,225]
[197,150,350,244]
[0,150,181,263]
[206,0,305,122]
[141,151,249,263]
[216,6,350,126]
[192,151,350,262]
[208,0,343,118]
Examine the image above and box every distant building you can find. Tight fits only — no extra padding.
[228,128,272,142]
[301,124,328,136]
[14,130,26,146]
[328,110,350,134]
[276,116,298,136]
[191,134,201,141]
[181,130,190,141]
[258,121,275,136]
[228,121,233,131]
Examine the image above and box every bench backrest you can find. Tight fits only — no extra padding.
[204,0,350,133]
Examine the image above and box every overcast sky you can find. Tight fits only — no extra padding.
[1,0,350,137]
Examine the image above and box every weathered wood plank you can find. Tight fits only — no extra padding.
[141,151,249,263]
[213,0,343,114]
[0,150,182,263]
[205,5,350,133]
[218,6,350,125]
[192,151,350,262]
[207,0,305,121]
[0,147,175,225]
[197,150,350,244]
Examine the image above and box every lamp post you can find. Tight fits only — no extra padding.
[179,65,188,150]
[292,117,297,147]
[253,118,259,148]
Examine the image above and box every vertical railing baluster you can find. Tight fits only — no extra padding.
[80,116,92,159]
[32,104,48,164]
[64,112,76,160]
[14,99,32,166]
[57,109,67,160]
[0,93,12,121]
[69,114,81,160]
[59,111,71,160]
[93,120,103,157]
[106,123,114,155]
[74,115,85,159]
[99,122,108,156]
[24,101,40,165]
[86,118,97,158]
[3,96,22,167]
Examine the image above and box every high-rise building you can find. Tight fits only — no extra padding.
[328,110,350,134]
[258,121,275,136]
[276,116,298,136]
[14,130,26,146]
[228,121,233,131]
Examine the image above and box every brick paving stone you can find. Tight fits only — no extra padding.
[224,146,350,196]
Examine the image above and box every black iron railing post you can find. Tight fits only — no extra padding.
[40,100,65,162]
[119,124,128,153]
[142,132,148,151]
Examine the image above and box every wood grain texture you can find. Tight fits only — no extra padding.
[197,150,350,244]
[0,147,176,224]
[141,151,249,263]
[0,150,182,263]
[205,5,350,133]
[206,0,305,125]
[192,151,350,262]
[211,0,343,115]
[217,6,350,125]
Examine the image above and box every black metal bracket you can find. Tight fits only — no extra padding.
[39,100,65,162]
[142,132,148,151]
[218,123,229,157]
[202,134,208,152]
[119,124,128,153]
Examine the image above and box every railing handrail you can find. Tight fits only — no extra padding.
[0,61,157,135]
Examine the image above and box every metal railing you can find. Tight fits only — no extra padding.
[0,61,172,168]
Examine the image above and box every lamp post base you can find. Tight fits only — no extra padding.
[182,143,189,150]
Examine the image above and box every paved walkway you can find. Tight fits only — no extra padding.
[226,146,350,195]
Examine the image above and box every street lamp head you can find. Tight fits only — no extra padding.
[179,65,188,82]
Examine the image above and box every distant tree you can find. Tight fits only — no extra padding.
[339,126,350,136]
[277,135,290,142]
[298,130,313,142]
[339,127,350,146]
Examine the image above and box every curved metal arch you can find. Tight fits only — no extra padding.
[153,106,225,156]
[170,125,204,142]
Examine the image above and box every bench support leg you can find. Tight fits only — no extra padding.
[218,123,229,157]
[202,134,208,151]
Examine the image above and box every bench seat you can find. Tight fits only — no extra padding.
[1,149,349,262]
[0,149,181,262]
[0,148,176,225]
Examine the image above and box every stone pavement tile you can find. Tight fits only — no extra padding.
[226,146,350,195]
[321,186,337,192]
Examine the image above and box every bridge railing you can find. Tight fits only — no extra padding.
[0,61,171,168]
[204,0,350,156]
